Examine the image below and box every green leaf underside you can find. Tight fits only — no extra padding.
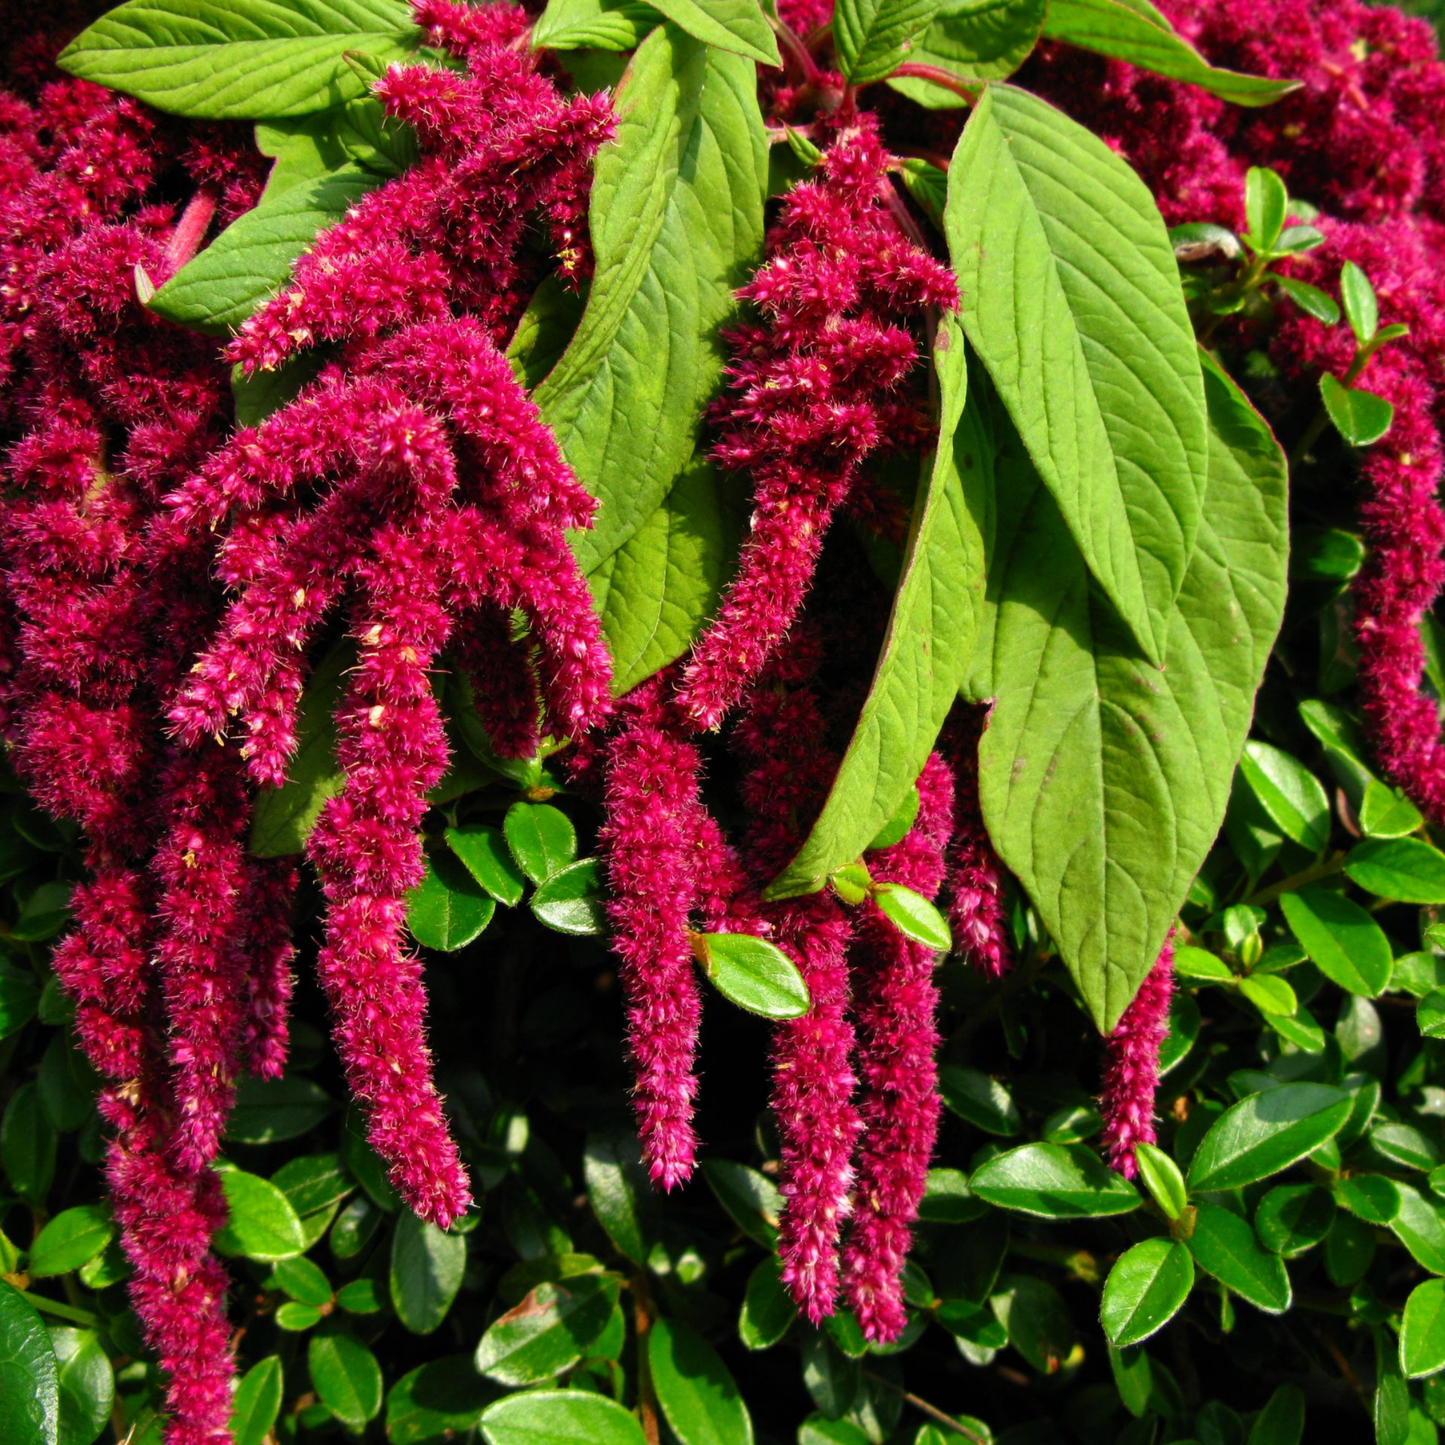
[538,27,767,574]
[1101,1238,1193,1347]
[532,0,664,52]
[699,932,810,1018]
[977,356,1288,1031]
[767,319,989,897]
[887,0,1047,107]
[968,1142,1140,1217]
[647,0,780,65]
[151,164,381,335]
[59,0,422,119]
[834,0,942,86]
[1042,0,1299,105]
[1188,1083,1352,1192]
[478,1389,649,1445]
[648,1317,755,1445]
[475,1278,621,1386]
[0,1282,58,1445]
[947,83,1208,665]
[1188,1201,1291,1313]
[588,459,741,695]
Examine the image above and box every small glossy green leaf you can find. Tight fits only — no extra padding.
[1346,838,1445,903]
[309,1334,383,1429]
[1134,1142,1187,1220]
[835,0,942,84]
[1341,260,1379,346]
[584,1133,653,1266]
[1276,275,1340,325]
[1373,1122,1442,1173]
[29,1207,113,1279]
[527,858,604,937]
[272,1256,331,1308]
[1187,1202,1291,1313]
[1421,993,1445,1039]
[938,1065,1021,1136]
[990,1274,1075,1374]
[231,1356,283,1445]
[2,1084,55,1205]
[335,1279,382,1314]
[503,802,577,885]
[1244,166,1288,253]
[479,1390,648,1445]
[1173,946,1235,981]
[969,1142,1140,1218]
[0,1282,57,1445]
[1403,1280,1445,1378]
[1239,974,1298,1017]
[1188,1083,1352,1192]
[0,968,39,1041]
[873,884,953,951]
[1100,1238,1193,1348]
[275,1301,322,1332]
[407,850,496,951]
[919,1167,986,1223]
[1390,1185,1445,1274]
[446,825,527,907]
[390,1214,465,1335]
[739,1259,795,1350]
[214,1168,307,1261]
[1248,1384,1304,1445]
[1254,1184,1335,1257]
[475,1277,621,1386]
[386,1357,495,1445]
[696,933,809,1019]
[1238,741,1329,855]
[51,1329,112,1445]
[646,0,779,63]
[1320,373,1394,447]
[1280,886,1393,997]
[700,1159,782,1247]
[1335,1174,1401,1226]
[649,1317,753,1445]
[228,1075,335,1145]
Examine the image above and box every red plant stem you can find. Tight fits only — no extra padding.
[163,188,218,278]
[884,63,980,104]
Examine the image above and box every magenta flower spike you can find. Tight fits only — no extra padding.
[1099,934,1177,1178]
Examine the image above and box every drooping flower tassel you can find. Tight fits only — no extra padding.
[1099,934,1176,1178]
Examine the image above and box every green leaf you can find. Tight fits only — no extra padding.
[1335,1174,1401,1226]
[59,0,420,118]
[1372,1121,1442,1173]
[739,1259,796,1350]
[1237,741,1330,855]
[1341,260,1379,346]
[1404,1280,1445,1379]
[584,1133,653,1266]
[214,1168,307,1261]
[231,1356,283,1445]
[1421,993,1445,1040]
[1391,1185,1445,1275]
[536,27,766,573]
[228,1074,335,1145]
[695,933,810,1019]
[407,850,496,951]
[276,1305,321,1335]
[1187,1083,1351,1192]
[869,787,921,851]
[1239,974,1297,1018]
[1320,374,1394,448]
[649,1317,754,1445]
[0,1282,57,1445]
[1345,838,1445,903]
[1280,886,1393,997]
[479,1390,648,1445]
[834,0,942,84]
[1359,781,1423,839]
[1248,1385,1305,1445]
[938,1065,1021,1136]
[990,1273,1075,1374]
[767,326,989,896]
[1376,1327,1411,1445]
[588,460,741,695]
[1187,1201,1291,1313]
[700,1159,782,1247]
[272,1256,331,1308]
[50,1329,112,1445]
[532,0,663,51]
[390,1213,465,1335]
[475,1278,621,1386]
[1134,1143,1187,1220]
[0,967,39,1041]
[336,1279,383,1313]
[1254,1184,1335,1257]
[29,1207,113,1279]
[968,1142,1141,1218]
[1244,166,1289,253]
[976,354,1287,1029]
[250,641,350,856]
[887,0,1046,107]
[530,859,607,936]
[309,1333,383,1429]
[445,825,527,907]
[946,82,1208,664]
[503,802,577,885]
[647,0,779,63]
[1275,276,1340,326]
[386,1357,495,1445]
[1042,0,1298,105]
[2,1084,56,1205]
[873,884,953,950]
[1100,1238,1193,1348]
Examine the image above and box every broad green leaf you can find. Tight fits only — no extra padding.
[1320,374,1394,448]
[700,1159,782,1247]
[386,1357,495,1445]
[537,28,767,572]
[1392,1185,1445,1275]
[29,1207,113,1279]
[309,1334,383,1429]
[834,0,942,84]
[228,1074,335,1145]
[647,0,780,64]
[1280,886,1393,997]
[446,825,527,907]
[1100,1238,1193,1348]
[475,1278,621,1385]
[767,323,989,896]
[1403,1280,1445,1378]
[503,802,577,885]
[530,859,607,936]
[946,83,1208,663]
[390,1213,465,1335]
[533,0,663,51]
[1042,0,1296,104]
[874,884,953,950]
[649,1317,754,1445]
[59,0,419,118]
[584,1133,655,1266]
[1187,1202,1291,1313]
[968,1142,1140,1218]
[975,356,1287,1029]
[938,1065,1021,1136]
[479,1390,648,1445]
[231,1356,283,1445]
[588,460,740,695]
[50,1329,111,1445]
[989,1274,1075,1374]
[2,1084,56,1204]
[695,933,810,1019]
[888,0,1046,106]
[214,1168,307,1261]
[1238,741,1329,855]
[739,1259,796,1350]
[151,165,381,335]
[0,1283,57,1445]
[1345,838,1445,904]
[1187,1083,1351,1192]
[407,850,496,951]
[1254,1184,1335,1257]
